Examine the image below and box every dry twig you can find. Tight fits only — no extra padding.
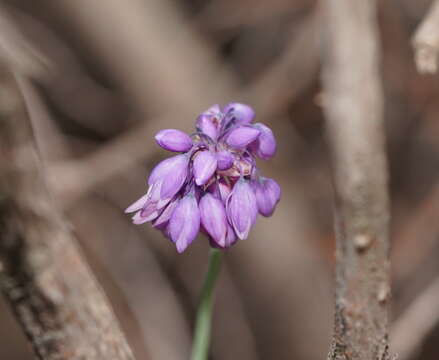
[321,0,391,359]
[391,276,439,360]
[0,68,135,359]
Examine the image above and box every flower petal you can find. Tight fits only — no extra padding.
[155,129,193,152]
[125,192,150,213]
[146,156,189,204]
[169,195,200,253]
[250,123,277,160]
[226,180,258,240]
[193,150,217,186]
[226,126,260,149]
[200,193,227,247]
[216,150,234,170]
[224,223,238,247]
[148,154,188,186]
[223,103,255,126]
[132,210,152,224]
[255,177,281,217]
[196,115,219,141]
[153,197,179,229]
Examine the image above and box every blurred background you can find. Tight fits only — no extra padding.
[0,0,438,359]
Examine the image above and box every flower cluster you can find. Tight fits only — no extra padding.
[126,103,281,253]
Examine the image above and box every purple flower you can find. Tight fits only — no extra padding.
[196,115,219,141]
[226,126,260,149]
[226,179,258,240]
[193,150,217,186]
[255,177,281,217]
[126,180,164,224]
[225,223,238,247]
[223,103,255,126]
[216,150,234,170]
[153,197,179,229]
[127,103,280,252]
[155,129,193,152]
[250,123,277,160]
[148,154,189,200]
[169,194,200,253]
[200,193,227,247]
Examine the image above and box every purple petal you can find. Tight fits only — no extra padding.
[200,193,227,247]
[129,181,164,224]
[251,123,277,160]
[126,179,162,216]
[207,223,237,249]
[125,192,150,213]
[155,129,193,152]
[139,204,160,222]
[225,223,238,247]
[216,151,234,170]
[226,180,258,240]
[147,155,189,200]
[148,154,189,185]
[255,178,281,217]
[203,104,222,116]
[132,210,152,224]
[153,197,179,228]
[218,179,232,203]
[223,103,255,126]
[226,126,260,149]
[193,150,217,186]
[207,178,231,203]
[196,115,219,141]
[169,195,200,253]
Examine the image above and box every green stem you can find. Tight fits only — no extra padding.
[190,248,223,360]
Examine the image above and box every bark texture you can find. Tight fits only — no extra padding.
[321,1,391,359]
[0,69,135,359]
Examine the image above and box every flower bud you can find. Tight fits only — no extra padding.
[199,193,227,247]
[193,150,217,186]
[127,180,163,223]
[153,197,179,229]
[125,192,151,214]
[226,126,260,149]
[255,177,281,217]
[225,223,237,247]
[250,123,277,160]
[223,103,255,126]
[169,195,200,253]
[155,129,193,152]
[216,150,234,170]
[226,179,258,240]
[196,115,219,141]
[207,178,231,203]
[148,154,189,200]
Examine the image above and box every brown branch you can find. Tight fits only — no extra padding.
[321,0,391,359]
[0,69,135,358]
[245,6,322,117]
[412,0,439,74]
[0,5,126,135]
[391,276,439,360]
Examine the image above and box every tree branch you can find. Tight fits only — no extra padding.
[0,68,135,358]
[321,0,391,359]
[391,276,439,360]
[412,0,439,74]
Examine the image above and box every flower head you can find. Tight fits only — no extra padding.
[126,103,280,252]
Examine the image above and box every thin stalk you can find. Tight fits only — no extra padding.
[190,248,223,360]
